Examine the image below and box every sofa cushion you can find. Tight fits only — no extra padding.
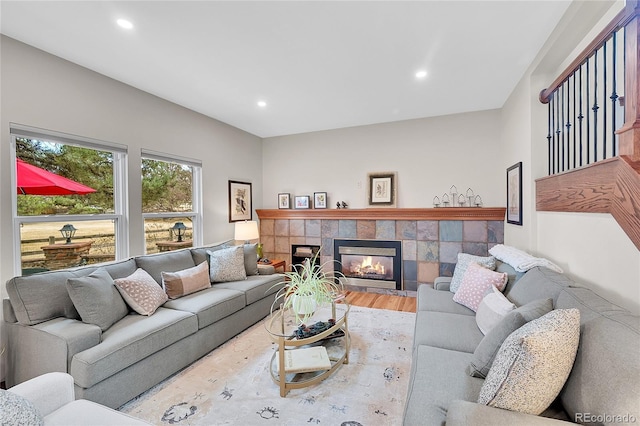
[475,286,516,335]
[504,266,574,307]
[403,345,484,426]
[416,285,475,316]
[208,246,247,283]
[163,287,246,329]
[70,307,197,388]
[478,309,580,415]
[243,244,259,276]
[213,274,283,305]
[135,249,196,285]
[453,263,507,312]
[412,311,484,353]
[1,389,44,426]
[190,240,232,266]
[114,269,168,316]
[450,253,496,293]
[162,261,211,299]
[467,298,553,378]
[66,268,129,331]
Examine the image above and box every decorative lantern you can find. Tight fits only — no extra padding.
[59,224,77,244]
[171,222,187,242]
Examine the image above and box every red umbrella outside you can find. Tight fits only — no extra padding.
[16,158,97,195]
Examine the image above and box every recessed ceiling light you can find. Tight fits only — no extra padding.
[415,70,428,79]
[257,101,267,108]
[116,19,134,30]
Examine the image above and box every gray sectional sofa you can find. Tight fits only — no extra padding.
[403,263,640,425]
[3,241,283,409]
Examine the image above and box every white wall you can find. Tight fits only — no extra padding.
[500,0,640,314]
[0,36,264,378]
[263,109,504,209]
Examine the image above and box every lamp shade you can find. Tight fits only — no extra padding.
[234,220,259,242]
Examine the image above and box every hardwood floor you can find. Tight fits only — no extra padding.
[344,290,416,313]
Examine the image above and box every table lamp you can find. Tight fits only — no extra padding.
[234,220,259,244]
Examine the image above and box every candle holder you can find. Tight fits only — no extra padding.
[458,194,466,207]
[466,188,475,207]
[442,193,450,207]
[474,195,483,207]
[450,185,457,205]
[433,195,441,207]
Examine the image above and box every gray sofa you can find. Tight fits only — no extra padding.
[403,262,640,425]
[3,241,283,409]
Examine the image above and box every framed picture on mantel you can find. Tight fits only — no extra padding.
[506,162,522,226]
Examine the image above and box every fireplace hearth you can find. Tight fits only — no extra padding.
[334,239,402,290]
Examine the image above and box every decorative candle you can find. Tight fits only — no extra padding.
[442,193,450,207]
[433,196,441,207]
[458,194,466,207]
[474,195,483,207]
[466,188,474,207]
[450,185,457,204]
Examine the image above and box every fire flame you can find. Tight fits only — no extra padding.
[350,256,385,276]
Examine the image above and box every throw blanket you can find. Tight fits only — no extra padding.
[489,244,563,273]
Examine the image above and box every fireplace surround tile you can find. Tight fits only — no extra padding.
[260,219,274,236]
[440,262,456,277]
[275,220,289,236]
[439,241,462,263]
[488,221,505,243]
[305,219,321,237]
[321,220,339,238]
[404,260,417,281]
[403,240,417,261]
[376,220,396,240]
[418,261,440,283]
[440,220,463,242]
[462,242,489,256]
[397,221,417,240]
[417,220,438,241]
[463,221,488,242]
[417,241,439,262]
[356,220,376,239]
[339,220,357,238]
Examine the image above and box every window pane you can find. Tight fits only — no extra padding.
[144,217,193,254]
[141,158,193,213]
[20,220,116,274]
[16,137,114,216]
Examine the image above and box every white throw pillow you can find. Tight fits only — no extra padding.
[475,286,516,335]
[478,308,581,415]
[450,253,496,293]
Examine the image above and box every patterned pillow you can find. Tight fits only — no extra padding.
[162,261,211,299]
[450,253,496,293]
[207,246,247,283]
[0,389,44,426]
[66,268,129,331]
[114,268,168,315]
[452,262,507,312]
[475,285,516,335]
[478,309,581,415]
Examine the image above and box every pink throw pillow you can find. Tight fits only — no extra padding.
[452,262,508,312]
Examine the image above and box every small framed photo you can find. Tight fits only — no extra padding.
[228,180,252,222]
[367,171,397,207]
[507,162,523,226]
[278,193,291,209]
[294,195,311,209]
[314,192,327,209]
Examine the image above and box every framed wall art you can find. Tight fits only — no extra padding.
[278,193,291,209]
[294,195,311,209]
[506,162,523,226]
[314,192,327,209]
[228,180,252,222]
[367,171,397,207]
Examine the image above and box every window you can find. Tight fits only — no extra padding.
[141,150,202,254]
[11,124,128,275]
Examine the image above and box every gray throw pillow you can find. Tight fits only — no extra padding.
[450,253,496,293]
[208,246,247,283]
[0,390,44,426]
[243,244,259,276]
[468,298,553,378]
[66,268,129,331]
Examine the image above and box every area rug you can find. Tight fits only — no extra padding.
[119,306,415,425]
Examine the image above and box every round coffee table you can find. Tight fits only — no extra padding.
[264,301,350,397]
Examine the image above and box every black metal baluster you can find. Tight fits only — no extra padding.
[556,91,561,173]
[566,78,571,171]
[592,50,599,163]
[551,94,556,174]
[547,99,553,175]
[561,84,565,171]
[603,39,608,160]
[611,31,618,156]
[573,71,577,169]
[586,59,591,164]
[579,66,584,167]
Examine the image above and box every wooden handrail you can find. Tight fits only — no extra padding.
[540,0,639,104]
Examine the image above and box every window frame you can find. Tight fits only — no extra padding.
[140,149,203,253]
[10,123,129,275]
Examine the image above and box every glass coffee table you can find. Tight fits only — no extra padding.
[265,301,350,397]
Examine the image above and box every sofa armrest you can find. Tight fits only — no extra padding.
[257,264,276,275]
[446,400,574,425]
[9,372,75,417]
[434,276,452,291]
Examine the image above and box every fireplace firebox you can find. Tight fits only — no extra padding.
[333,239,402,290]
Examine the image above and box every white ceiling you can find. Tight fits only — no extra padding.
[0,1,572,138]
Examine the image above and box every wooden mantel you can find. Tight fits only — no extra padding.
[256,207,506,221]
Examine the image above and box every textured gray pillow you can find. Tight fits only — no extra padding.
[243,244,259,276]
[0,390,44,426]
[478,309,581,415]
[450,253,496,293]
[208,246,247,283]
[66,268,129,331]
[468,298,553,378]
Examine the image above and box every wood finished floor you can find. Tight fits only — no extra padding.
[344,290,416,313]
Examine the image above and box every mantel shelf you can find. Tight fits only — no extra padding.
[256,207,506,221]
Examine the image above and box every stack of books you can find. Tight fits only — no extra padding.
[282,346,331,373]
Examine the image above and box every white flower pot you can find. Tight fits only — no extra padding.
[291,294,317,316]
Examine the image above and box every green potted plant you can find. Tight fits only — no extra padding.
[270,250,345,324]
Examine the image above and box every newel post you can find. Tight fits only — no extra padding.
[618,0,640,159]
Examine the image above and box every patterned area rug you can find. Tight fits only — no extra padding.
[119,306,414,425]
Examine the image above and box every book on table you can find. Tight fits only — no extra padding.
[282,346,331,373]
